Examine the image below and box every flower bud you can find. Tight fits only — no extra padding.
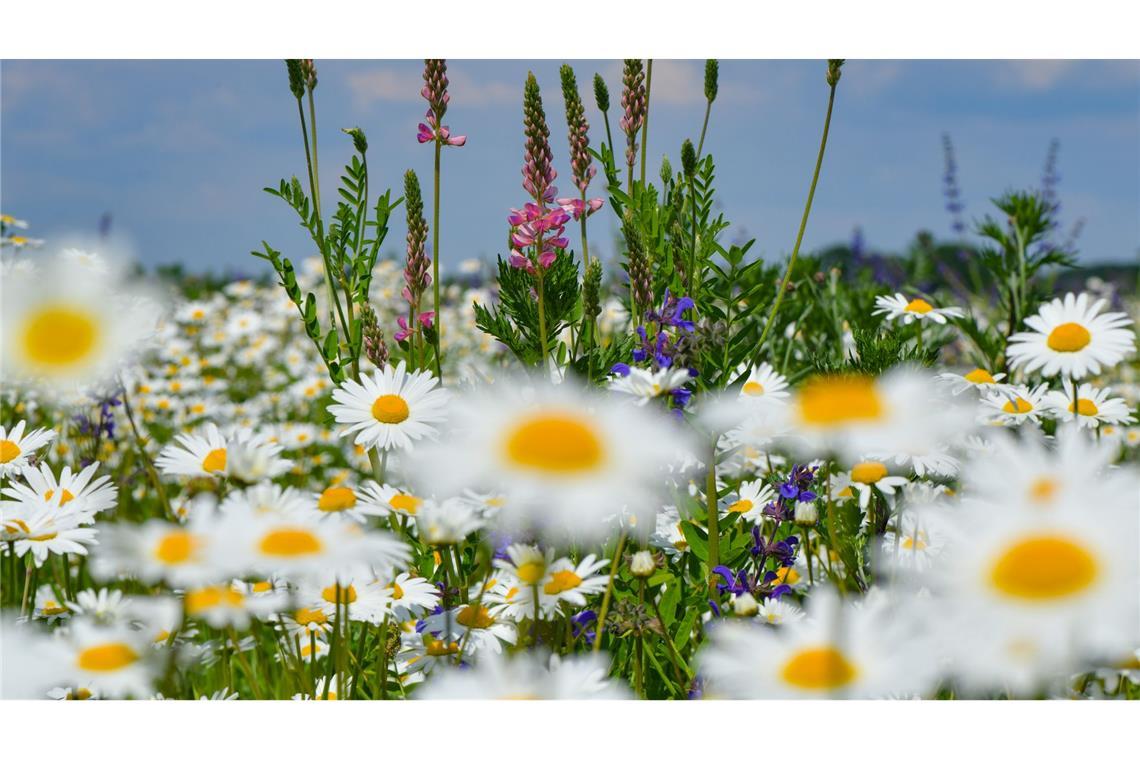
[630,550,655,577]
[826,59,845,87]
[704,59,719,103]
[593,73,610,113]
[794,500,819,525]
[732,593,759,617]
[285,59,305,100]
[680,139,697,180]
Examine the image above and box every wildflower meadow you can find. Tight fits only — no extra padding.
[3,55,1139,713]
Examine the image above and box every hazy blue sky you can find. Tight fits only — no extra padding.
[2,59,1138,274]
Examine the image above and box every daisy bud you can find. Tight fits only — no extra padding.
[732,592,760,617]
[826,59,845,87]
[704,59,719,103]
[593,73,610,114]
[630,550,655,577]
[794,500,819,525]
[285,59,305,99]
[680,139,697,180]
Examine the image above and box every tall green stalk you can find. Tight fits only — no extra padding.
[757,61,843,355]
[639,59,653,187]
[431,141,444,381]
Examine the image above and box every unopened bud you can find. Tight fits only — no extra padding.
[285,59,305,100]
[704,59,719,103]
[826,59,845,87]
[732,593,759,617]
[680,139,697,179]
[593,73,610,113]
[794,501,819,525]
[630,550,655,577]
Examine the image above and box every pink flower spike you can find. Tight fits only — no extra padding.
[538,251,558,269]
[417,311,435,328]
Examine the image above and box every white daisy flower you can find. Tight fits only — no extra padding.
[720,479,777,524]
[873,292,965,324]
[2,460,117,522]
[607,365,691,405]
[699,589,936,699]
[1007,292,1135,379]
[50,618,158,699]
[413,376,696,542]
[978,383,1050,427]
[735,361,790,403]
[327,360,448,452]
[836,460,909,513]
[415,498,484,545]
[415,652,629,699]
[155,423,229,478]
[357,482,427,518]
[2,509,97,566]
[1043,379,1135,429]
[385,572,440,622]
[649,506,690,558]
[422,603,517,655]
[757,597,806,626]
[0,420,55,475]
[937,367,1008,396]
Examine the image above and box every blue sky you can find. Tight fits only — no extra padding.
[2,59,1138,274]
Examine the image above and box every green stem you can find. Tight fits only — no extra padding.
[696,98,712,158]
[706,438,720,595]
[757,79,839,355]
[640,59,652,188]
[536,270,549,365]
[119,382,171,519]
[592,531,627,652]
[579,187,591,269]
[431,140,444,381]
[602,110,615,159]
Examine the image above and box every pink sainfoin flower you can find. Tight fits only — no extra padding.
[555,197,604,221]
[394,312,435,342]
[521,72,557,205]
[418,59,466,147]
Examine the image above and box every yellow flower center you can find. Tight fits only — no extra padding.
[903,298,933,314]
[294,607,328,627]
[455,604,494,629]
[251,581,273,593]
[1002,397,1033,414]
[772,566,800,585]
[515,561,545,585]
[76,642,139,673]
[20,305,101,369]
[258,528,323,557]
[1046,322,1091,352]
[317,486,357,512]
[321,584,358,605]
[780,646,859,690]
[727,499,754,514]
[153,531,198,564]
[0,440,21,463]
[371,394,410,424]
[388,493,421,514]
[850,461,888,484]
[836,486,854,498]
[185,586,245,614]
[989,535,1099,602]
[964,368,995,384]
[503,413,605,474]
[900,533,928,551]
[543,570,582,595]
[1068,398,1099,416]
[389,582,404,600]
[796,375,884,427]
[742,381,765,396]
[426,639,459,657]
[43,488,75,505]
[202,447,227,473]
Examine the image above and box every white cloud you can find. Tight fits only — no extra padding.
[996,60,1077,91]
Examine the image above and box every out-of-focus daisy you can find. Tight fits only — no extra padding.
[416,498,484,545]
[327,360,448,452]
[91,511,223,588]
[1,252,159,392]
[736,362,790,404]
[220,482,313,516]
[223,428,291,483]
[938,367,1007,396]
[33,584,71,621]
[415,652,629,699]
[757,597,806,626]
[50,619,157,699]
[881,512,943,574]
[155,423,230,479]
[1043,379,1134,429]
[649,506,689,558]
[720,480,776,524]
[423,603,517,654]
[0,421,55,476]
[783,369,971,463]
[2,510,97,566]
[937,493,1138,694]
[1007,292,1135,379]
[873,293,964,325]
[301,575,393,625]
[979,384,1049,427]
[699,589,935,699]
[358,482,427,518]
[414,377,695,542]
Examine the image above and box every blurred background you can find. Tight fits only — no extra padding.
[2,59,1137,284]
